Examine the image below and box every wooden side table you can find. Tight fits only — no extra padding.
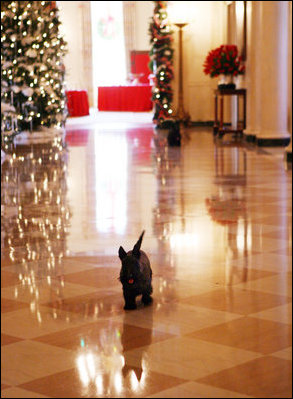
[213,88,246,138]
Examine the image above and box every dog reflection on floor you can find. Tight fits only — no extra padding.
[121,305,153,384]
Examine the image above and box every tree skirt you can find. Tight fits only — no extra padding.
[13,127,66,145]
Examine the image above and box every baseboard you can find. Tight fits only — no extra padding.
[256,137,291,147]
[243,133,257,143]
[189,121,214,127]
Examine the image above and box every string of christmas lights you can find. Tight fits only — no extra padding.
[149,1,175,128]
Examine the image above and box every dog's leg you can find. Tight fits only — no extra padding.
[142,292,153,305]
[123,291,137,310]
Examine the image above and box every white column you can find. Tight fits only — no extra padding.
[228,2,238,130]
[243,1,261,138]
[285,1,292,159]
[257,1,290,144]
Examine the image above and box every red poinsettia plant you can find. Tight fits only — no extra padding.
[203,44,245,77]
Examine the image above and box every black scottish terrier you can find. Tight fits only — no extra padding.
[118,231,153,310]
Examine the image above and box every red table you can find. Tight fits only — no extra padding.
[98,85,152,111]
[66,90,90,117]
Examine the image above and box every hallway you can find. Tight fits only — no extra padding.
[1,115,292,398]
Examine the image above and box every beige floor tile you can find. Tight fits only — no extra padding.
[187,317,292,354]
[151,278,219,301]
[223,223,280,235]
[180,287,291,315]
[19,367,187,398]
[252,215,292,227]
[1,257,103,277]
[271,347,292,361]
[179,265,276,287]
[249,237,289,252]
[33,319,174,352]
[113,301,241,335]
[43,290,125,318]
[235,273,292,297]
[196,356,292,398]
[1,340,75,385]
[1,306,102,339]
[1,387,50,398]
[229,253,292,273]
[262,228,292,240]
[250,302,292,324]
[146,381,253,398]
[271,246,293,257]
[63,267,121,288]
[1,280,99,305]
[122,336,261,380]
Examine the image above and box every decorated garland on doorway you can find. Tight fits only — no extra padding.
[149,1,174,128]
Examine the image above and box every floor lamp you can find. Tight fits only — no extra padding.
[173,22,190,125]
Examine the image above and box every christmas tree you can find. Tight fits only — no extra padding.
[1,1,67,143]
[149,1,174,128]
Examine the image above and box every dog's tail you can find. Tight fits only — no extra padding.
[132,230,145,257]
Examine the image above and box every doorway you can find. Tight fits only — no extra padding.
[90,1,127,108]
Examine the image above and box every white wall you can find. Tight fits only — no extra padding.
[58,1,85,90]
[134,1,153,51]
[171,1,227,122]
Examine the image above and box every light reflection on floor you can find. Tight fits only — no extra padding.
[1,115,292,398]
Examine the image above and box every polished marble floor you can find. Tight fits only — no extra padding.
[1,112,292,398]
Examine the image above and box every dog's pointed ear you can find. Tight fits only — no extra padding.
[119,246,127,260]
[132,230,145,258]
